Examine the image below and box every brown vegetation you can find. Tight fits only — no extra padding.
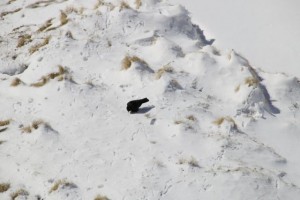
[95,195,110,200]
[244,76,259,87]
[0,8,21,18]
[135,0,142,9]
[29,36,51,54]
[0,120,10,127]
[0,183,10,193]
[17,34,32,48]
[155,65,174,79]
[11,77,23,87]
[11,189,29,200]
[49,179,76,193]
[121,55,147,70]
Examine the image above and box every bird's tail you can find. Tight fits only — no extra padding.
[141,98,149,103]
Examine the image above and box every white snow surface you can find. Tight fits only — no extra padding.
[0,0,300,199]
[169,0,300,77]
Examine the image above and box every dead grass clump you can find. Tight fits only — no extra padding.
[7,0,17,4]
[49,180,76,193]
[30,76,48,87]
[135,0,142,9]
[32,119,44,129]
[186,115,197,121]
[21,119,44,133]
[174,120,184,125]
[30,66,66,87]
[29,36,51,54]
[0,8,21,18]
[60,11,68,26]
[120,1,131,11]
[0,183,10,193]
[11,77,23,87]
[0,140,6,144]
[178,157,200,168]
[93,0,115,10]
[21,126,32,133]
[37,18,53,32]
[95,195,110,200]
[244,76,259,87]
[121,55,147,70]
[64,6,83,14]
[17,34,32,48]
[213,116,238,129]
[155,66,174,79]
[212,117,225,126]
[11,189,29,200]
[0,120,10,127]
[121,56,132,70]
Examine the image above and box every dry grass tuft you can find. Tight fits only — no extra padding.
[37,18,53,32]
[155,65,174,79]
[213,116,238,129]
[135,0,142,9]
[29,36,51,54]
[7,0,17,4]
[244,77,259,87]
[30,76,49,87]
[120,1,130,11]
[11,77,23,87]
[95,195,110,200]
[0,8,21,18]
[30,65,66,87]
[186,115,197,121]
[0,183,10,193]
[49,179,76,193]
[174,120,184,125]
[0,120,10,127]
[21,126,32,134]
[32,120,44,129]
[121,55,147,70]
[21,119,45,133]
[64,6,84,14]
[212,117,225,126]
[121,56,132,70]
[11,189,29,200]
[178,157,200,168]
[17,34,32,48]
[60,11,68,26]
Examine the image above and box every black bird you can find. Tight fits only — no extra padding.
[127,98,149,113]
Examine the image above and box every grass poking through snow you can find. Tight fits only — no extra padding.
[29,36,51,55]
[17,34,32,48]
[121,55,147,70]
[94,195,110,200]
[49,179,77,193]
[0,120,10,127]
[11,189,29,200]
[0,183,10,193]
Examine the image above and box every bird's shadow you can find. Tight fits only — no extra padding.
[132,106,155,114]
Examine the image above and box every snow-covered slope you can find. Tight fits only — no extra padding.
[169,0,300,77]
[0,0,300,199]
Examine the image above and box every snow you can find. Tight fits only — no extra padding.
[0,0,300,199]
[169,0,300,77]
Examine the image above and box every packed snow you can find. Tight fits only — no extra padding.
[0,0,300,199]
